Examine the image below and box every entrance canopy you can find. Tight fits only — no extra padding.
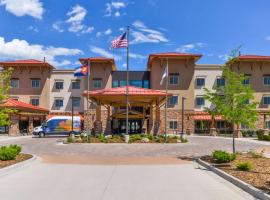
[84,86,172,106]
[0,99,49,114]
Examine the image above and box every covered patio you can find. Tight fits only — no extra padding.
[0,99,49,136]
[84,86,171,135]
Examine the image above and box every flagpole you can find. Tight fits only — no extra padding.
[126,26,130,136]
[165,58,169,142]
[87,59,90,135]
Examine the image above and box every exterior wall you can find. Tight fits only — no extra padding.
[50,70,85,113]
[231,61,270,111]
[194,65,223,111]
[9,66,51,109]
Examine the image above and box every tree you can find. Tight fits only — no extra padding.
[204,49,258,153]
[0,67,13,126]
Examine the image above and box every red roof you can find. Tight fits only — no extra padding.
[0,99,49,113]
[237,55,270,61]
[0,59,54,68]
[84,86,171,97]
[79,57,116,70]
[147,52,202,69]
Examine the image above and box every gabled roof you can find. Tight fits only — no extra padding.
[84,86,171,97]
[147,52,202,70]
[236,55,270,62]
[79,57,116,70]
[0,99,49,113]
[0,59,54,68]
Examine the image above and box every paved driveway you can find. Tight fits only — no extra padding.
[0,136,265,200]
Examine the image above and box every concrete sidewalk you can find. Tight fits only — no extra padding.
[0,161,254,200]
[0,135,32,142]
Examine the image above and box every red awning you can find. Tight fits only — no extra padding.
[193,115,222,121]
[0,98,49,113]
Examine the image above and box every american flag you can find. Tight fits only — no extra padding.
[111,32,128,49]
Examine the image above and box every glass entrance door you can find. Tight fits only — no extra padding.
[118,119,142,134]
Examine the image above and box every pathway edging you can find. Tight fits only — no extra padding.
[0,155,38,177]
[196,158,270,200]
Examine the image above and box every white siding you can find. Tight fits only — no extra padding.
[194,65,223,111]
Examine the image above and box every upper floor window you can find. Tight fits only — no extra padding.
[143,80,149,88]
[93,79,102,89]
[10,78,19,88]
[265,121,270,129]
[72,80,80,89]
[242,74,251,85]
[168,96,178,105]
[169,121,178,130]
[112,80,119,88]
[263,75,270,85]
[55,81,64,90]
[216,77,225,86]
[169,73,179,85]
[263,96,270,105]
[31,79,40,88]
[72,97,80,107]
[131,80,142,88]
[119,80,126,86]
[196,96,205,106]
[31,98,39,106]
[196,77,205,87]
[55,98,64,107]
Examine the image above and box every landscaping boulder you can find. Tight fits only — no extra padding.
[142,137,150,143]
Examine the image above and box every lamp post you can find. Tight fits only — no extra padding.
[181,97,187,136]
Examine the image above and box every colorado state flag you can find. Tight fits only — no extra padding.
[74,65,88,76]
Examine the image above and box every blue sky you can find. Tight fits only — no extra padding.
[0,0,270,70]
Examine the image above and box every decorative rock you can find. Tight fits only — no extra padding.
[105,135,112,139]
[142,137,150,143]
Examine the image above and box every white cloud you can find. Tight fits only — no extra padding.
[218,54,229,61]
[89,45,121,61]
[105,1,126,17]
[96,28,112,37]
[131,20,168,44]
[53,4,94,35]
[265,36,270,41]
[129,53,146,60]
[28,26,39,32]
[0,0,44,19]
[0,37,83,67]
[176,42,205,53]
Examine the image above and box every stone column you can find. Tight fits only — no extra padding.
[148,105,154,135]
[154,105,161,135]
[9,114,20,136]
[104,106,111,135]
[94,104,102,134]
[28,116,34,135]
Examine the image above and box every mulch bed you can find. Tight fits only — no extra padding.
[202,154,270,194]
[0,154,33,169]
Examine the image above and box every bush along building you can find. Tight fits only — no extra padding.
[0,53,270,136]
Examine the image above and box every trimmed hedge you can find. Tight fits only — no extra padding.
[0,144,22,161]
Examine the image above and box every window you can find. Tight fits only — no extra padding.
[31,99,39,106]
[55,99,64,107]
[31,79,40,88]
[216,121,226,129]
[72,97,80,107]
[120,80,126,86]
[196,96,205,106]
[263,75,270,85]
[93,79,102,88]
[72,80,80,89]
[143,80,149,88]
[112,80,119,88]
[169,74,179,85]
[265,121,270,129]
[131,80,142,88]
[196,78,205,87]
[168,96,178,105]
[169,121,178,129]
[55,81,64,89]
[216,77,225,86]
[263,96,270,105]
[243,74,251,85]
[10,79,19,88]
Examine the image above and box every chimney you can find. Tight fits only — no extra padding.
[43,57,46,63]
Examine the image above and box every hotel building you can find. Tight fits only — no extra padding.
[0,53,270,136]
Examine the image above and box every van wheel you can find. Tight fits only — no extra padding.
[39,132,45,138]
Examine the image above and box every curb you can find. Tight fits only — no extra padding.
[0,136,32,142]
[0,154,39,177]
[196,158,270,200]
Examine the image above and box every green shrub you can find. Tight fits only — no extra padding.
[236,162,253,171]
[9,144,21,155]
[0,146,17,161]
[212,150,236,163]
[67,136,74,143]
[98,134,108,143]
[256,129,265,140]
[180,138,188,143]
[262,134,270,141]
[129,134,142,143]
[248,150,265,158]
